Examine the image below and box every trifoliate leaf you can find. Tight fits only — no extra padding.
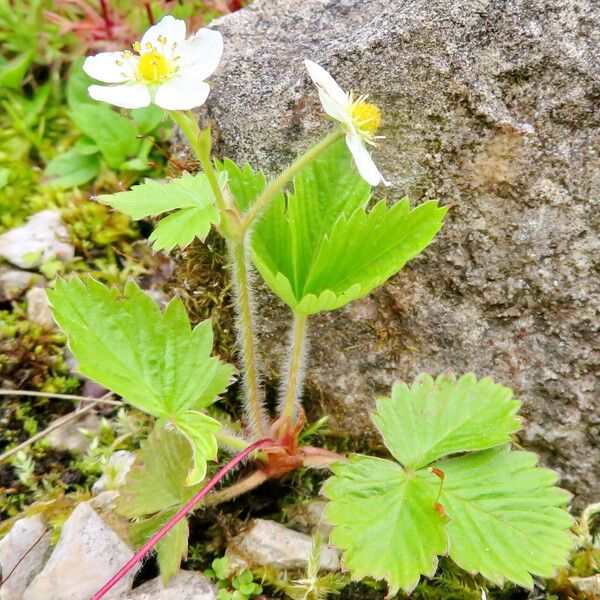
[172,411,221,485]
[323,373,573,594]
[97,171,225,250]
[221,142,446,314]
[48,276,230,417]
[372,373,521,469]
[436,446,574,588]
[324,456,447,594]
[119,426,202,582]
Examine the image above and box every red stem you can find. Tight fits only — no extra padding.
[89,438,272,600]
[98,0,113,36]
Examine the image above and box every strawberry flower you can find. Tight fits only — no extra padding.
[82,16,223,110]
[304,59,390,186]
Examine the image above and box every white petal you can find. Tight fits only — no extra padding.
[304,59,348,105]
[154,79,210,110]
[345,133,390,186]
[88,84,151,109]
[179,28,224,81]
[318,89,354,128]
[83,52,135,83]
[141,15,186,50]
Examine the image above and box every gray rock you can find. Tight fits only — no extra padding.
[570,574,600,598]
[0,210,74,269]
[124,571,217,600]
[179,0,600,505]
[226,518,339,572]
[92,450,137,495]
[26,287,55,329]
[0,515,50,600]
[23,502,136,600]
[285,500,333,537]
[46,412,102,454]
[0,268,43,302]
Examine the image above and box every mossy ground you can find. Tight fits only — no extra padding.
[0,2,597,599]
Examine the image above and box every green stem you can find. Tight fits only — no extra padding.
[280,312,309,421]
[169,110,228,215]
[229,240,268,437]
[241,130,343,231]
[215,429,251,452]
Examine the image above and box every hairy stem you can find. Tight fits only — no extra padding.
[228,240,268,437]
[280,312,309,421]
[241,130,343,231]
[215,429,251,452]
[169,111,228,214]
[90,438,272,600]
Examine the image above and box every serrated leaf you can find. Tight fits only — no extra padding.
[372,373,521,469]
[98,171,225,250]
[323,374,573,594]
[120,426,199,582]
[149,204,219,251]
[221,142,446,314]
[436,446,574,588]
[323,455,447,594]
[48,276,231,418]
[172,411,221,485]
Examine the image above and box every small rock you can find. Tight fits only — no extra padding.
[0,210,74,269]
[92,451,137,495]
[0,515,50,600]
[26,287,55,329]
[46,412,102,454]
[285,500,333,537]
[89,491,120,512]
[23,502,136,600]
[570,575,600,598]
[0,268,43,302]
[226,518,340,572]
[124,571,217,600]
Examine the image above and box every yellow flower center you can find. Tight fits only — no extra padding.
[137,49,170,82]
[352,101,382,134]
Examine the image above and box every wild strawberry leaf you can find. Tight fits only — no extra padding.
[323,374,573,594]
[220,142,446,314]
[323,456,447,594]
[96,171,225,250]
[436,446,574,588]
[48,276,233,484]
[372,373,521,469]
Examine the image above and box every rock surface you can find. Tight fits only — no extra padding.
[570,574,600,598]
[124,571,217,600]
[26,287,55,329]
[180,0,600,505]
[0,268,42,302]
[0,210,74,269]
[23,502,135,600]
[226,518,340,572]
[0,515,50,600]
[45,411,102,453]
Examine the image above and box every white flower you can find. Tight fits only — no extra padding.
[304,59,390,186]
[83,16,223,110]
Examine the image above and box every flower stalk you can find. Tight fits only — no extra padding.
[280,312,309,421]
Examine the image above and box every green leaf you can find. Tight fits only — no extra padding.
[0,50,33,88]
[323,374,573,594]
[222,142,446,314]
[372,373,521,470]
[324,455,447,594]
[172,410,220,485]
[120,425,201,582]
[437,446,574,588]
[149,205,220,251]
[43,148,101,189]
[98,172,224,250]
[131,105,165,134]
[47,276,231,418]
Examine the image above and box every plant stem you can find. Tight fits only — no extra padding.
[241,130,343,231]
[90,438,272,600]
[215,429,251,452]
[169,111,228,214]
[228,240,268,437]
[280,312,309,421]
